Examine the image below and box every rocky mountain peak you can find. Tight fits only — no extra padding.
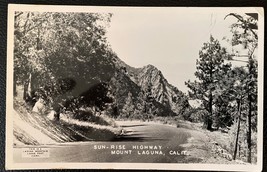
[109,55,189,117]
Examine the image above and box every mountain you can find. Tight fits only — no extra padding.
[134,64,189,115]
[107,54,190,118]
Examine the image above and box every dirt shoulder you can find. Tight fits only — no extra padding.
[177,120,248,164]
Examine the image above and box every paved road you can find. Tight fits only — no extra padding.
[14,121,193,163]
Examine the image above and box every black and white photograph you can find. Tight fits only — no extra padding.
[6,5,264,171]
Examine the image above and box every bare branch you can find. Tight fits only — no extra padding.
[15,12,23,19]
[225,13,258,40]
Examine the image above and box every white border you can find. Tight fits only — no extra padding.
[6,4,264,171]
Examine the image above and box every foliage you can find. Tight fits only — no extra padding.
[185,35,232,130]
[121,92,135,118]
[14,11,114,117]
[225,13,258,163]
[224,13,258,55]
[182,107,207,123]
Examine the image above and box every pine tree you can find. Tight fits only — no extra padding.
[225,13,258,163]
[185,35,231,131]
[229,67,247,160]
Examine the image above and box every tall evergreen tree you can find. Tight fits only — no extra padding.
[185,35,231,131]
[225,13,258,163]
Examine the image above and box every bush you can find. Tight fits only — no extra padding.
[68,108,111,126]
[182,107,206,123]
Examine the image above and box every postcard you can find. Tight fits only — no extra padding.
[6,4,264,171]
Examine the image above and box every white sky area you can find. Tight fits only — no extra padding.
[106,9,250,93]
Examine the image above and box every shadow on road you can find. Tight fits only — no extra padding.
[119,124,147,128]
[112,135,166,142]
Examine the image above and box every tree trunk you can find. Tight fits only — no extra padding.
[207,117,213,131]
[54,111,60,121]
[247,59,252,163]
[238,144,241,157]
[23,81,28,101]
[53,104,60,121]
[207,91,213,131]
[207,58,213,131]
[247,93,252,163]
[14,80,17,96]
[216,110,220,130]
[23,73,33,103]
[233,99,241,160]
[14,74,18,96]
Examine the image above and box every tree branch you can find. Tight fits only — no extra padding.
[15,12,23,19]
[225,13,258,40]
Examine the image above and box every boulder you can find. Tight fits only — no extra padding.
[32,98,46,114]
[47,110,56,120]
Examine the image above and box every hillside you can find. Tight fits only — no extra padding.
[13,90,121,145]
[135,64,189,115]
[109,54,190,118]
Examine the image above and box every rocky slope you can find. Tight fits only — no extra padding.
[135,64,189,115]
[109,54,189,118]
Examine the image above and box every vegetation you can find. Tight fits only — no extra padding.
[185,35,232,130]
[14,11,188,122]
[14,12,116,120]
[185,13,258,163]
[225,13,258,163]
[13,11,259,164]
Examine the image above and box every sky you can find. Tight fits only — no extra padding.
[105,9,246,93]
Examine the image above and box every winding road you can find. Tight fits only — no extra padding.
[14,121,196,163]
